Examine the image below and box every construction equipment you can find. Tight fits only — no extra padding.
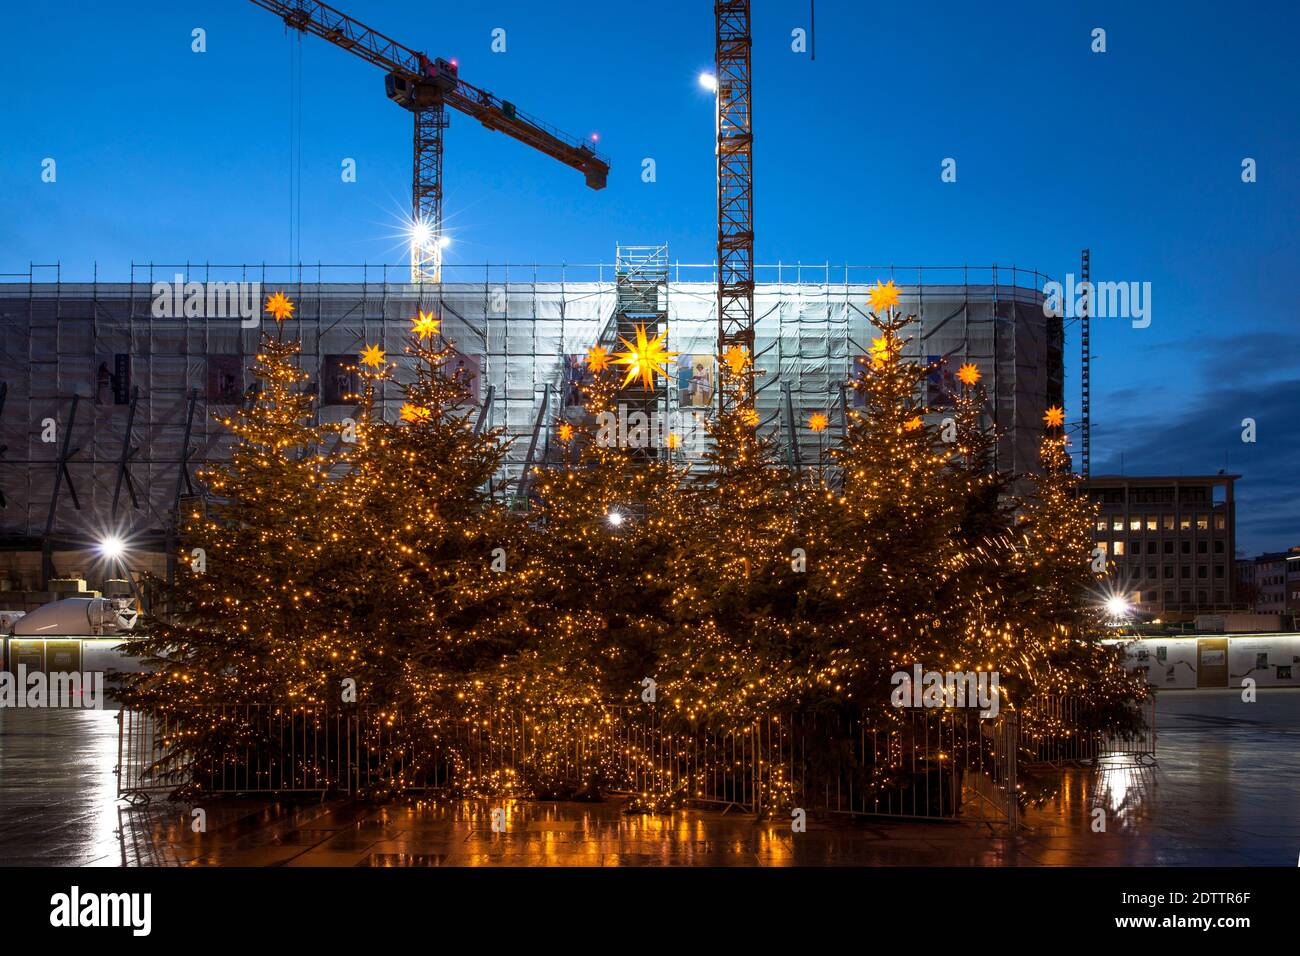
[248,0,610,282]
[714,0,755,416]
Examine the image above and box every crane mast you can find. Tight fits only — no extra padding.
[715,0,755,417]
[248,0,609,282]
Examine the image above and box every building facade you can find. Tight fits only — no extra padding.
[1085,474,1238,617]
[0,262,1061,590]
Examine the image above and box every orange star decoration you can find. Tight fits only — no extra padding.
[722,345,750,377]
[741,408,760,428]
[956,363,981,386]
[904,416,923,432]
[868,279,901,314]
[614,324,679,389]
[1043,405,1066,428]
[411,310,440,337]
[557,422,575,442]
[585,344,612,373]
[264,291,295,322]
[868,336,892,368]
[665,432,682,449]
[400,403,431,423]
[359,344,386,369]
[808,412,829,432]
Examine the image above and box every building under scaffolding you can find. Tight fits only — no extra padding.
[0,255,1060,588]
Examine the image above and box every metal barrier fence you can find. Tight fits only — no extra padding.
[1017,695,1157,768]
[116,696,1154,824]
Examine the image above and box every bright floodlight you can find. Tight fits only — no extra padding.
[410,220,433,248]
[606,510,625,528]
[698,72,718,92]
[1105,595,1131,619]
[99,535,126,560]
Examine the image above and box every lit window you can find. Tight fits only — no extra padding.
[1163,515,1175,530]
[1214,514,1225,530]
[1180,516,1191,530]
[1130,517,1142,531]
[1196,515,1209,530]
[1113,541,1125,556]
[1112,518,1124,532]
[1146,515,1158,530]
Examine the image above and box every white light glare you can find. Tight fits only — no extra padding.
[410,220,433,248]
[606,510,625,527]
[438,234,452,249]
[698,72,718,92]
[1105,595,1131,620]
[99,535,126,560]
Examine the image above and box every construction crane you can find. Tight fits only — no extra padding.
[248,0,610,282]
[714,0,755,416]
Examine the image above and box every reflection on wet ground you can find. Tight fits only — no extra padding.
[1,689,1296,866]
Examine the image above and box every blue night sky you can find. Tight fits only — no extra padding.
[1,1,1297,555]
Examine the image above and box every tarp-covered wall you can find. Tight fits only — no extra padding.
[0,278,1058,539]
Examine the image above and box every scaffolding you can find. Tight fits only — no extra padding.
[0,260,1058,578]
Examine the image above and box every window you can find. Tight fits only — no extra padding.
[1147,566,1158,579]
[1131,540,1142,555]
[1146,515,1158,531]
[1130,517,1143,531]
[1181,540,1191,554]
[1112,518,1124,532]
[1197,590,1208,604]
[1180,516,1191,530]
[1148,541,1160,554]
[1164,540,1174,554]
[1196,515,1209,530]
[1214,514,1225,530]
[1197,565,1208,579]
[1214,540,1224,554]
[1214,565,1224,578]
[1197,540,1208,554]
[1163,515,1175,530]
[1181,590,1191,604]
[1096,541,1109,556]
[1164,590,1175,604]
[1113,541,1125,556]
[1181,565,1191,579]
[1095,519,1107,532]
[1164,565,1174,579]
[1145,591,1157,603]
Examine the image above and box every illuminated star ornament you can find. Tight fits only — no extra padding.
[585,344,612,373]
[956,362,981,386]
[868,336,892,368]
[557,422,575,442]
[359,344,386,369]
[1043,405,1066,428]
[411,310,440,337]
[399,403,431,423]
[722,345,750,377]
[904,416,923,431]
[808,412,829,432]
[868,279,901,314]
[264,291,295,322]
[614,324,679,389]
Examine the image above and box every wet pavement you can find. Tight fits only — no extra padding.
[1,689,1297,866]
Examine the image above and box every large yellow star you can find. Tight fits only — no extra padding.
[722,345,749,376]
[264,291,295,322]
[359,344,386,369]
[586,344,612,373]
[808,412,829,432]
[868,279,901,314]
[1043,405,1066,428]
[411,310,440,337]
[956,362,981,386]
[557,422,575,442]
[613,324,679,390]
